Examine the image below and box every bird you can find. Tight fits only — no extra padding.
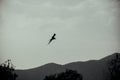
[48,33,56,45]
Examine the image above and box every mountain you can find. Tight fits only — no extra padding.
[15,53,120,80]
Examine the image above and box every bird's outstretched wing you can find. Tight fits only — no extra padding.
[53,33,56,37]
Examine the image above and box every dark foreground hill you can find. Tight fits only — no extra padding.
[15,53,119,80]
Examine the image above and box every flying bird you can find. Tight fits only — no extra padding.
[48,33,56,45]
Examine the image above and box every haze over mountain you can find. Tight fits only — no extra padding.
[16,53,119,80]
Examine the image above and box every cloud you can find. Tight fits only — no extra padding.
[2,0,118,20]
[1,0,87,19]
[19,0,83,6]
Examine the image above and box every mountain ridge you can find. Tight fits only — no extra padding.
[16,53,120,80]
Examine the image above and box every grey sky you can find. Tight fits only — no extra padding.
[0,0,120,69]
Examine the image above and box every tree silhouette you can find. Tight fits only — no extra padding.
[44,69,83,80]
[108,53,120,80]
[0,60,18,80]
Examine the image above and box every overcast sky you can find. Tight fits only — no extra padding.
[0,0,120,69]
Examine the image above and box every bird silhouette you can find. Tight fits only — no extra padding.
[48,33,56,45]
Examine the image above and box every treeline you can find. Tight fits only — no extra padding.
[44,69,83,80]
[108,53,120,80]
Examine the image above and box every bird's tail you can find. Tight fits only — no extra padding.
[47,40,51,45]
